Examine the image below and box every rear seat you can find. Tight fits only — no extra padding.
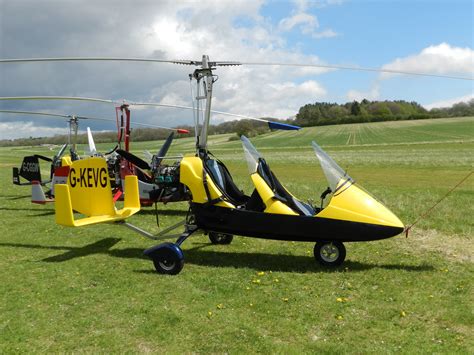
[256,158,315,216]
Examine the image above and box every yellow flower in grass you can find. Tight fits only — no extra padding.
[207,311,213,318]
[257,271,265,276]
[282,297,289,302]
[336,315,344,320]
[400,310,406,317]
[252,279,261,284]
[216,304,224,309]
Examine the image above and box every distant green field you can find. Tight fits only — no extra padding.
[0,117,472,353]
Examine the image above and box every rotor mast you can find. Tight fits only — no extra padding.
[192,55,216,152]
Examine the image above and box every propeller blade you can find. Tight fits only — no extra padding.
[117,149,151,170]
[143,150,153,161]
[86,127,97,155]
[54,143,68,161]
[154,132,174,167]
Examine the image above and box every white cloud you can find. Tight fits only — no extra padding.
[311,29,338,39]
[346,84,380,101]
[423,93,474,110]
[380,43,474,79]
[278,1,339,39]
[0,0,335,138]
[279,13,318,32]
[0,121,68,140]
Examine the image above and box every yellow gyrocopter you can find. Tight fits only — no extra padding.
[6,54,452,274]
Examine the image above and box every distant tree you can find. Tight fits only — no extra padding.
[350,101,361,116]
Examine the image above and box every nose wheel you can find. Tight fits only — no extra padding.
[314,241,346,267]
[145,242,184,275]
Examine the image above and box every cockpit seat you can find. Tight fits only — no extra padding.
[204,158,249,206]
[256,158,315,216]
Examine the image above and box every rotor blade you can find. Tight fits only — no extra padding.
[127,102,301,130]
[1,56,471,80]
[0,57,241,67]
[86,127,97,155]
[155,132,175,167]
[0,107,189,132]
[0,109,70,118]
[0,96,297,130]
[0,96,115,104]
[116,149,151,170]
[0,57,179,65]
[240,61,474,81]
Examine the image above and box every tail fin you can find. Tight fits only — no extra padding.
[16,156,42,184]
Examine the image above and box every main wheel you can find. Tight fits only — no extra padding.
[149,243,184,275]
[209,232,233,245]
[314,241,346,267]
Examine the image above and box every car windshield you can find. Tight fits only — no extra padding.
[311,141,354,193]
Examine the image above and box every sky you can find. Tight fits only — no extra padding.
[0,0,472,139]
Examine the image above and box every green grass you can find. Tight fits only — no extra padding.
[1,117,473,352]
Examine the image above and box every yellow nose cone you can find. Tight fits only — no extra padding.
[317,182,404,229]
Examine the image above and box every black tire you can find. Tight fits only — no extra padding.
[314,241,346,267]
[209,232,233,245]
[150,243,184,275]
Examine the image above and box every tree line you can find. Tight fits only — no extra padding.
[1,98,472,146]
[293,98,474,126]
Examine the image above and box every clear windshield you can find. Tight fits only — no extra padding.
[241,135,261,174]
[311,141,353,193]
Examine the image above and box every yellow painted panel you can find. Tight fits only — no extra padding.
[179,157,234,208]
[251,174,297,215]
[317,182,404,228]
[67,157,115,216]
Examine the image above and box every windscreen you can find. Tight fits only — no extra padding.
[241,135,261,174]
[311,141,353,193]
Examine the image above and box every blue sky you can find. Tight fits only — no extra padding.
[0,0,472,139]
[257,0,473,105]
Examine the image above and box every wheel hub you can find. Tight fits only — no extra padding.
[320,244,339,262]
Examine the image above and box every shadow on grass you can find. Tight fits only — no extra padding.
[182,249,434,273]
[28,211,56,217]
[4,195,31,200]
[0,207,54,213]
[0,238,435,273]
[138,209,188,217]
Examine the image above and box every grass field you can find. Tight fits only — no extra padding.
[1,117,473,353]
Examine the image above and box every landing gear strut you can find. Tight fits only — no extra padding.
[143,219,198,275]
